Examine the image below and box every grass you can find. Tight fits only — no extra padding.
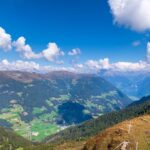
[31,119,59,141]
[39,111,57,122]
[32,107,47,115]
[0,105,60,142]
[84,115,150,150]
[91,90,117,99]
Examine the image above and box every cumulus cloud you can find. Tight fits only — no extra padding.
[68,48,81,56]
[111,61,148,72]
[1,43,150,74]
[13,36,42,59]
[108,0,150,31]
[1,27,150,74]
[13,38,64,62]
[0,27,12,51]
[0,27,65,63]
[0,59,76,73]
[0,59,40,71]
[83,42,150,74]
[85,59,150,74]
[86,58,110,71]
[42,43,64,61]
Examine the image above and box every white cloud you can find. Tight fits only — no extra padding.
[13,36,42,59]
[0,59,40,71]
[111,61,147,72]
[0,59,76,73]
[13,38,65,62]
[84,59,150,74]
[1,42,150,74]
[1,27,150,74]
[68,48,81,56]
[42,43,64,61]
[0,27,12,51]
[0,27,65,62]
[75,64,83,68]
[86,58,110,71]
[84,43,150,74]
[147,42,150,62]
[108,0,150,31]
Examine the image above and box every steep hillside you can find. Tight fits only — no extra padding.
[27,141,85,150]
[46,95,150,143]
[0,126,31,150]
[83,115,150,150]
[0,71,131,141]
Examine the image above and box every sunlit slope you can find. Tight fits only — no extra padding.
[83,115,150,150]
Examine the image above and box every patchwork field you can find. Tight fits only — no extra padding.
[0,104,60,141]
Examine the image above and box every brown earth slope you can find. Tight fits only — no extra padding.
[83,115,150,150]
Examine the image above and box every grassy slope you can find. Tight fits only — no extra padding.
[27,141,85,150]
[83,115,150,150]
[0,126,31,150]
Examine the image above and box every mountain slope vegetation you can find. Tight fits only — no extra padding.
[83,115,150,150]
[0,71,131,141]
[0,126,31,150]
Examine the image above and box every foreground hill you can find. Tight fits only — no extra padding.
[0,126,31,150]
[46,95,150,143]
[0,71,131,141]
[83,115,150,150]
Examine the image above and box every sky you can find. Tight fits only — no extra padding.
[0,0,150,73]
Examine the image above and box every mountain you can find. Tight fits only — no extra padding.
[0,126,31,150]
[100,72,150,100]
[46,95,150,143]
[129,95,150,106]
[0,71,131,141]
[83,115,150,150]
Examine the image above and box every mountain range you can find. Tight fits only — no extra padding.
[100,71,150,100]
[0,71,131,141]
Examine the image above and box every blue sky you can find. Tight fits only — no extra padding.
[0,0,150,73]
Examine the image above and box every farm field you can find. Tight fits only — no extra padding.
[0,104,60,141]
